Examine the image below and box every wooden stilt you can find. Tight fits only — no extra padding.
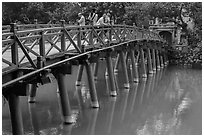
[93,61,99,81]
[57,73,75,124]
[106,53,117,96]
[8,94,24,134]
[28,84,37,103]
[151,49,157,72]
[75,65,84,86]
[114,54,120,74]
[147,48,153,74]
[84,61,99,108]
[130,49,139,82]
[160,53,164,68]
[156,50,161,70]
[119,50,130,88]
[140,48,147,78]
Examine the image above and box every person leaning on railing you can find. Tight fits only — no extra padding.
[96,13,109,26]
[96,13,111,42]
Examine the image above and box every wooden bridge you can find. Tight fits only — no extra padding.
[2,20,169,135]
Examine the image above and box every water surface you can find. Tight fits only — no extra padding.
[2,62,202,135]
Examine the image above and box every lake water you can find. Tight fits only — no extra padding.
[2,61,202,135]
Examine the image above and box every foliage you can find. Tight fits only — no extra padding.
[2,2,202,65]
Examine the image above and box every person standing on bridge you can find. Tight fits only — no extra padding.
[77,13,86,39]
[77,13,85,26]
[88,9,98,26]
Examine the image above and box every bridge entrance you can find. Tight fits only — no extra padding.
[159,31,173,46]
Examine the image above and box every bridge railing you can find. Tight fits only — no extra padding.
[2,21,163,76]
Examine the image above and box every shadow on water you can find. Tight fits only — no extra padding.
[2,61,202,135]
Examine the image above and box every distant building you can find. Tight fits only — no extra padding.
[149,14,194,52]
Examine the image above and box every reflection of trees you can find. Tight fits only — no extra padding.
[133,67,201,135]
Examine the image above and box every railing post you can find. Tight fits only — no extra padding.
[39,31,45,57]
[60,20,66,51]
[89,21,94,46]
[34,19,38,29]
[133,23,136,39]
[123,21,126,41]
[77,26,82,50]
[10,23,18,65]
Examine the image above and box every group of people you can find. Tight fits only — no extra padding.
[77,9,111,26]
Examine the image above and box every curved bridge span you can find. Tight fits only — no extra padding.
[2,21,169,134]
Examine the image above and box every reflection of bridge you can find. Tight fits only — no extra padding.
[2,21,169,134]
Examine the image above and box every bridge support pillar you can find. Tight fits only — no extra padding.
[140,48,147,78]
[75,65,84,86]
[147,48,153,74]
[125,52,129,66]
[119,50,130,88]
[164,54,168,66]
[8,94,24,134]
[57,73,75,124]
[106,53,117,96]
[160,53,164,68]
[28,84,37,103]
[93,60,99,81]
[114,54,120,74]
[130,49,139,82]
[135,51,140,80]
[151,49,156,72]
[156,50,161,70]
[85,61,99,108]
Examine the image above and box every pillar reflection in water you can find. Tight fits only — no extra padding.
[114,72,119,92]
[106,97,117,134]
[105,75,110,95]
[149,73,156,95]
[120,89,130,122]
[144,75,154,100]
[129,83,139,114]
[139,78,147,104]
[60,123,74,135]
[86,108,99,135]
[28,103,40,135]
[75,86,85,118]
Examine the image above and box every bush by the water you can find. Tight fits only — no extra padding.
[168,46,202,66]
